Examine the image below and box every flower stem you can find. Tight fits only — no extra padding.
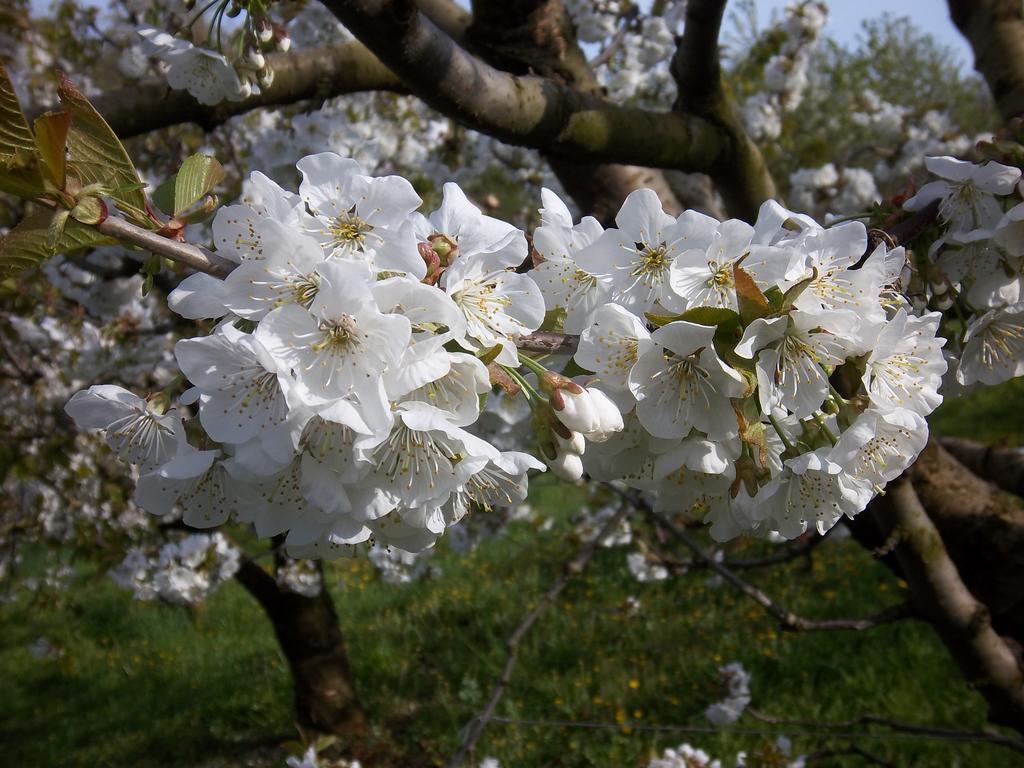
[813,413,838,446]
[767,413,796,454]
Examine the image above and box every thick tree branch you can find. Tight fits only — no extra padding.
[940,436,1024,498]
[668,0,776,220]
[318,0,741,177]
[949,0,1024,121]
[72,42,403,139]
[876,478,1024,732]
[463,0,683,222]
[671,0,727,108]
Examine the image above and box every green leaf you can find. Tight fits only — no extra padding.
[0,209,115,274]
[57,72,147,212]
[33,110,71,189]
[151,175,177,216]
[47,208,69,248]
[70,196,106,225]
[477,344,504,365]
[764,285,785,311]
[676,306,741,328]
[644,311,683,327]
[539,306,566,332]
[0,62,35,162]
[734,265,771,325]
[173,153,224,215]
[780,267,818,311]
[560,357,594,378]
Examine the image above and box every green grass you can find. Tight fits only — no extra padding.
[931,376,1024,444]
[3,381,1024,767]
[1,484,1018,767]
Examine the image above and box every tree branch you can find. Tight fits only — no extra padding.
[462,0,683,222]
[747,707,1024,756]
[667,0,776,219]
[96,215,235,277]
[446,503,630,768]
[610,485,911,633]
[671,0,727,108]
[318,0,741,177]
[948,0,1024,121]
[939,436,1024,498]
[876,478,1024,732]
[60,42,403,139]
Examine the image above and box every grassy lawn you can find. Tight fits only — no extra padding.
[2,381,1023,767]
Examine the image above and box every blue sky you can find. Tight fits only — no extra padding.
[754,0,972,68]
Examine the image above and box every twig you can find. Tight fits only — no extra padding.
[589,14,633,68]
[803,745,895,767]
[446,503,631,768]
[608,484,913,632]
[95,216,235,277]
[748,707,1024,756]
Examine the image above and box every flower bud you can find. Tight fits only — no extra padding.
[553,387,601,434]
[277,33,291,52]
[546,451,583,482]
[555,429,585,457]
[244,47,266,70]
[583,388,623,442]
[254,16,274,43]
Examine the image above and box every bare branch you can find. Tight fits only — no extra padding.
[417,0,473,39]
[446,503,630,768]
[747,707,1024,756]
[609,485,911,632]
[46,42,403,139]
[666,0,776,219]
[96,215,235,277]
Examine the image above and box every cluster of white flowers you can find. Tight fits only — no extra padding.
[277,557,324,597]
[574,504,633,547]
[67,153,567,558]
[705,661,752,725]
[648,737,803,768]
[135,0,290,105]
[649,743,721,768]
[741,2,828,141]
[788,164,880,217]
[626,551,670,583]
[110,532,240,604]
[557,186,946,541]
[66,147,1024,553]
[285,745,361,768]
[565,0,687,108]
[906,156,1024,389]
[367,546,434,585]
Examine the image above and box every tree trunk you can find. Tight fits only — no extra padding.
[949,0,1024,121]
[233,558,367,741]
